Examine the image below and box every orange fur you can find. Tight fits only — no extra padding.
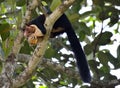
[24,25,44,45]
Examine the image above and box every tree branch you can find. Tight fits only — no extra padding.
[45,0,75,30]
[16,54,80,80]
[11,0,39,54]
[90,79,120,88]
[13,0,75,88]
[41,58,80,80]
[108,79,120,87]
[0,53,16,88]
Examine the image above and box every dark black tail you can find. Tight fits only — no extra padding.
[27,4,91,82]
[66,26,91,82]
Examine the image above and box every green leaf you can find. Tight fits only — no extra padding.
[98,51,119,69]
[41,1,47,6]
[100,66,110,74]
[1,34,15,56]
[59,81,68,86]
[1,31,10,41]
[80,10,100,20]
[97,51,109,66]
[79,31,85,41]
[71,3,81,13]
[93,0,104,6]
[39,85,48,88]
[45,47,60,59]
[88,60,100,73]
[84,44,93,55]
[0,0,4,3]
[69,13,80,22]
[105,73,117,80]
[16,0,26,6]
[25,79,35,88]
[93,31,112,45]
[0,23,10,34]
[98,11,109,21]
[109,12,119,27]
[105,52,118,68]
[117,45,120,60]
[50,0,61,11]
[79,22,91,36]
[20,41,33,54]
[105,0,120,6]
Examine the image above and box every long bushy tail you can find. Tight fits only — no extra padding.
[65,22,91,83]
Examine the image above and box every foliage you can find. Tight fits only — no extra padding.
[0,0,120,88]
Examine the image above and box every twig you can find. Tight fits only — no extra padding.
[92,21,104,80]
[93,21,104,58]
[11,0,39,54]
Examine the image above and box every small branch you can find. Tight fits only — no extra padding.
[11,31,23,55]
[107,79,120,87]
[41,59,80,80]
[16,54,80,80]
[91,21,104,80]
[16,54,30,63]
[11,0,39,54]
[93,21,104,58]
[91,79,120,88]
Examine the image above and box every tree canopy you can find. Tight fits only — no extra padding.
[0,0,120,88]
